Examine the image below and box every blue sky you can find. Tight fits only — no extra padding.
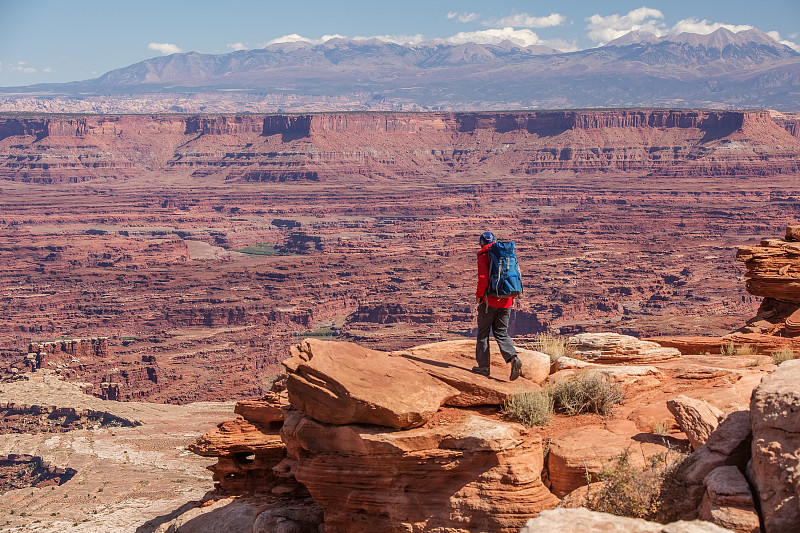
[0,0,798,86]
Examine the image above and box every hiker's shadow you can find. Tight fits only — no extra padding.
[397,353,508,383]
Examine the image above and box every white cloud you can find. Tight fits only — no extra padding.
[352,33,426,45]
[586,7,665,44]
[42,67,54,73]
[264,33,349,46]
[148,42,183,55]
[585,7,781,46]
[447,11,480,23]
[261,30,571,51]
[446,27,543,47]
[541,38,578,53]
[266,33,425,46]
[485,13,566,29]
[672,18,752,35]
[227,42,249,51]
[767,30,800,52]
[264,34,310,45]
[5,61,37,74]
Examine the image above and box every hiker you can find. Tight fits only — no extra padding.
[472,231,523,381]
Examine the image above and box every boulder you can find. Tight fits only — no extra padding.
[144,496,324,533]
[749,359,800,533]
[569,332,682,364]
[252,503,325,533]
[678,411,753,516]
[555,357,662,378]
[282,338,458,429]
[547,424,648,497]
[521,507,735,533]
[667,395,724,450]
[234,398,285,427]
[390,339,550,406]
[279,408,558,533]
[700,466,761,533]
[147,498,262,533]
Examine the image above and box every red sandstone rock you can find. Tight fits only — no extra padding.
[521,507,735,533]
[700,466,761,533]
[679,411,753,516]
[188,416,287,493]
[282,338,458,429]
[390,339,550,406]
[547,423,653,497]
[234,400,284,427]
[667,395,725,450]
[568,333,682,364]
[737,237,800,305]
[749,360,800,533]
[279,408,558,533]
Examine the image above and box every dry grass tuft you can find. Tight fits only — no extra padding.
[530,332,575,365]
[551,370,624,417]
[721,342,758,356]
[587,448,688,521]
[771,346,794,365]
[503,389,554,427]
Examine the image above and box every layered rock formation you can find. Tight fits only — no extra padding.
[185,332,796,532]
[190,339,565,532]
[1,110,798,184]
[281,409,558,533]
[736,227,800,340]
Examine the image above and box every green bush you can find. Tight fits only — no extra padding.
[771,346,794,365]
[551,370,623,417]
[503,389,554,427]
[302,325,337,337]
[234,243,280,256]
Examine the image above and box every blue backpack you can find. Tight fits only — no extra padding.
[486,241,523,298]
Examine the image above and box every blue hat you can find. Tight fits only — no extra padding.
[479,231,496,246]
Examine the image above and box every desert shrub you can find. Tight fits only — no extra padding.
[551,370,623,417]
[721,342,758,356]
[531,332,575,365]
[652,419,671,436]
[735,344,758,356]
[587,448,688,521]
[771,346,794,365]
[720,342,735,356]
[503,389,554,427]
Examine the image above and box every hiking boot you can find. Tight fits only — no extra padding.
[471,366,490,377]
[509,356,522,381]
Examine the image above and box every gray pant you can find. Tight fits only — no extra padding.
[476,305,517,367]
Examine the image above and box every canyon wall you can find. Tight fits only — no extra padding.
[1,110,798,184]
[1,109,798,404]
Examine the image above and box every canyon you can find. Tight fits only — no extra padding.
[1,109,799,403]
[0,107,798,532]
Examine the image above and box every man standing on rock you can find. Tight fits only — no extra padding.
[473,231,523,381]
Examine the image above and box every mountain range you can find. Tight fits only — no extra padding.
[1,27,798,113]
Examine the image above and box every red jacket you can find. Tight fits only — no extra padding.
[476,243,514,308]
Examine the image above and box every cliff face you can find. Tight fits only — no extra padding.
[1,110,798,184]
